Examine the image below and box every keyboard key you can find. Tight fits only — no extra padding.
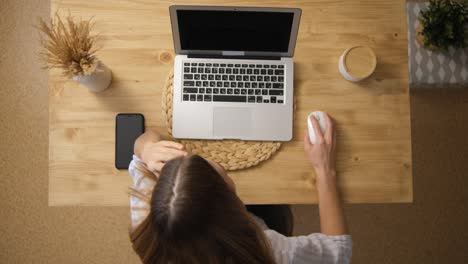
[227,64,233,67]
[184,81,194,86]
[255,89,261,95]
[254,69,259,74]
[242,64,248,67]
[250,76,256,81]
[201,75,207,80]
[268,69,274,75]
[245,82,251,88]
[265,76,270,82]
[258,76,263,82]
[273,83,284,89]
[213,95,246,102]
[264,65,270,68]
[235,64,240,67]
[183,87,197,93]
[262,89,268,95]
[220,64,226,67]
[234,89,240,94]
[248,96,256,102]
[212,68,218,74]
[227,89,234,94]
[278,100,284,103]
[271,65,277,68]
[213,88,219,94]
[243,76,249,81]
[219,68,225,74]
[229,75,235,81]
[184,74,193,80]
[256,64,262,68]
[206,88,212,93]
[220,88,226,94]
[196,81,201,86]
[194,74,200,80]
[249,64,255,68]
[226,68,232,74]
[205,68,211,73]
[204,95,212,101]
[238,82,244,88]
[199,63,205,66]
[202,81,208,86]
[191,63,198,66]
[197,94,203,101]
[269,90,283,96]
[216,81,222,87]
[206,63,212,66]
[191,68,196,73]
[241,89,247,95]
[233,69,239,74]
[222,75,228,80]
[208,75,214,80]
[278,77,284,82]
[275,70,284,75]
[261,69,266,75]
[247,69,253,74]
[271,76,277,82]
[278,65,284,69]
[263,99,269,103]
[236,75,242,81]
[184,67,190,73]
[198,68,203,73]
[190,94,196,101]
[259,83,265,88]
[183,94,189,101]
[256,96,263,103]
[266,83,272,88]
[252,83,258,88]
[199,88,205,94]
[248,89,254,95]
[213,63,219,67]
[230,82,236,88]
[184,63,190,66]
[215,75,221,80]
[210,81,215,87]
[271,96,277,103]
[223,82,229,87]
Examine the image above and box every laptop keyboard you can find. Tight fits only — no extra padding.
[182,62,285,104]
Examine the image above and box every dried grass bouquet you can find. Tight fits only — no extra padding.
[36,13,99,78]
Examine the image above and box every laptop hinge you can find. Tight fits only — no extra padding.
[187,54,281,60]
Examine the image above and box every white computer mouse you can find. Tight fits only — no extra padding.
[307,111,327,144]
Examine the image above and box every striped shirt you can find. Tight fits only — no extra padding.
[129,156,352,264]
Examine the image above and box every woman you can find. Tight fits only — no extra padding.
[128,113,352,263]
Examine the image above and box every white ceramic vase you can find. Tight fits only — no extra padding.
[72,60,112,92]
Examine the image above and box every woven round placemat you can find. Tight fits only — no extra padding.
[162,69,286,171]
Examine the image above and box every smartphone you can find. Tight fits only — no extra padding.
[115,113,145,169]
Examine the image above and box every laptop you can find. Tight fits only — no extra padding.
[169,5,301,141]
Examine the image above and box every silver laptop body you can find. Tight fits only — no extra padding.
[169,5,301,141]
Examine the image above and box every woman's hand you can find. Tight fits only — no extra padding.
[134,131,187,175]
[303,112,337,184]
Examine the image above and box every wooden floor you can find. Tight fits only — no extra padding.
[1,0,468,263]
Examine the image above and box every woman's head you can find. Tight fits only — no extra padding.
[130,155,275,264]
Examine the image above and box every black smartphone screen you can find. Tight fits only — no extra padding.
[115,113,145,169]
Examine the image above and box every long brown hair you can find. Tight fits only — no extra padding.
[130,155,276,264]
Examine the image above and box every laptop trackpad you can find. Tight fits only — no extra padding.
[213,107,253,139]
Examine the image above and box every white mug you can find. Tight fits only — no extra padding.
[339,46,377,82]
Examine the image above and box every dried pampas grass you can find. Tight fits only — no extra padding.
[36,13,100,78]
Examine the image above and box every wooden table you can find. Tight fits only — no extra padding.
[49,0,412,206]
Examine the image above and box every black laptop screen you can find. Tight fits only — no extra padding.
[177,10,294,52]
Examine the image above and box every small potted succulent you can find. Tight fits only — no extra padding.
[417,0,468,51]
[37,14,112,92]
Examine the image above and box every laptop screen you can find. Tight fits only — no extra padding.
[176,10,294,53]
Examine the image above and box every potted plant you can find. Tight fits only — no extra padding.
[417,0,468,51]
[37,14,112,92]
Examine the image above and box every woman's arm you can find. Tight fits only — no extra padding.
[303,113,348,236]
[134,130,187,175]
